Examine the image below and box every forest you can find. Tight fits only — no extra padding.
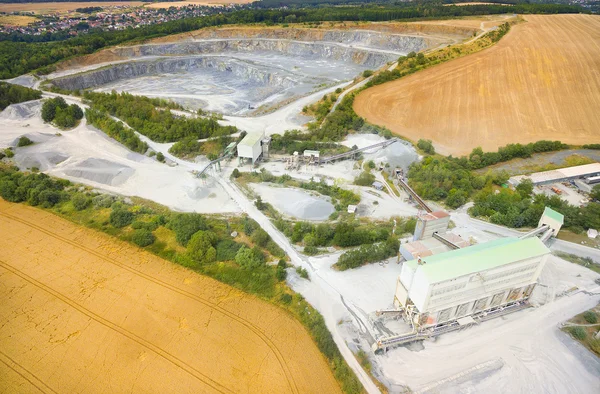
[0,3,584,79]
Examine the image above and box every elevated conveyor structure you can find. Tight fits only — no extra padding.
[432,232,461,250]
[319,138,399,164]
[396,177,432,213]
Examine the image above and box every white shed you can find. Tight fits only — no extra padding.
[237,132,265,164]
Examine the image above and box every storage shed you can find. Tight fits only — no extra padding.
[237,132,265,164]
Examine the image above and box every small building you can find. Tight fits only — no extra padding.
[509,163,600,186]
[303,150,320,158]
[413,211,450,241]
[372,181,384,190]
[394,237,550,329]
[347,205,357,214]
[237,132,265,164]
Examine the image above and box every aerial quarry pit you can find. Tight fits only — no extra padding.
[1,12,600,394]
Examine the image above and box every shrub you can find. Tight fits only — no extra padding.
[232,168,241,178]
[17,136,33,147]
[109,209,134,228]
[132,229,155,247]
[156,152,165,162]
[569,326,587,340]
[71,193,91,210]
[304,245,319,255]
[4,148,14,158]
[362,70,374,78]
[276,265,287,281]
[583,311,598,324]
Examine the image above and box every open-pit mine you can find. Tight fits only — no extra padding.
[46,26,443,115]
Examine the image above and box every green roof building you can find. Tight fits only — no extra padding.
[394,236,550,328]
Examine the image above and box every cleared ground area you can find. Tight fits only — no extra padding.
[354,15,600,155]
[0,200,341,394]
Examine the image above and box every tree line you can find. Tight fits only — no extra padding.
[84,91,237,143]
[85,108,149,154]
[0,82,41,110]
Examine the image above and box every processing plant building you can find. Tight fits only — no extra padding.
[394,237,551,329]
[509,162,600,186]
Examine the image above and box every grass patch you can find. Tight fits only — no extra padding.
[554,252,600,275]
[562,303,600,357]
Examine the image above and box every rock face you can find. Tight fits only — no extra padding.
[52,56,301,92]
[50,30,428,114]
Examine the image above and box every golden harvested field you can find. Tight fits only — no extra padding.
[146,0,254,8]
[0,200,341,394]
[0,2,144,14]
[0,14,37,26]
[354,15,600,156]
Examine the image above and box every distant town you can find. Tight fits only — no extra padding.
[0,3,248,36]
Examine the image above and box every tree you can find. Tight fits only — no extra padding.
[168,213,207,246]
[235,245,264,269]
[132,229,155,247]
[156,152,165,162]
[354,171,375,186]
[186,230,217,264]
[232,168,241,178]
[417,139,435,155]
[251,228,269,247]
[516,179,534,198]
[41,99,56,122]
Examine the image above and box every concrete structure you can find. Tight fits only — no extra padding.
[303,150,320,158]
[237,131,265,164]
[509,163,600,186]
[372,181,384,190]
[538,206,564,236]
[394,237,550,329]
[347,205,357,214]
[413,211,450,241]
[400,234,470,261]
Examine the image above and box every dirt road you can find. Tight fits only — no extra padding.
[354,14,600,155]
[0,200,341,393]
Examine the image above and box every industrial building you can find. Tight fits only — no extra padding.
[394,236,550,329]
[236,131,267,164]
[393,207,563,332]
[509,162,600,186]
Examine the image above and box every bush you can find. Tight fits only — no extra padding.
[71,193,91,210]
[304,245,319,255]
[276,265,287,281]
[583,311,598,324]
[132,229,155,247]
[232,168,241,178]
[17,136,33,147]
[362,70,373,78]
[4,148,14,158]
[109,208,134,228]
[569,326,587,340]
